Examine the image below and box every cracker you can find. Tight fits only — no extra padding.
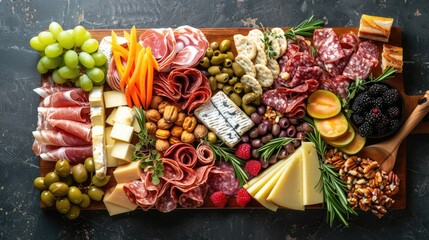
[240,74,263,95]
[270,38,281,59]
[247,29,265,51]
[271,28,287,57]
[235,54,256,77]
[266,57,280,79]
[255,64,274,87]
[252,43,267,66]
[233,34,257,60]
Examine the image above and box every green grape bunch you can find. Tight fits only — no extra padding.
[29,22,108,91]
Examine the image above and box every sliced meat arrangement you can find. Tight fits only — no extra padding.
[123,143,225,212]
[33,83,92,163]
[139,26,208,72]
[153,68,212,114]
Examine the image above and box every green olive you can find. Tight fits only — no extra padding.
[217,82,224,90]
[212,50,221,57]
[40,190,55,207]
[199,57,210,68]
[79,194,91,208]
[210,55,225,65]
[44,172,60,188]
[49,182,69,197]
[210,41,219,50]
[67,186,83,204]
[56,197,71,214]
[242,92,260,115]
[215,73,229,83]
[223,58,233,68]
[62,175,74,186]
[205,47,214,58]
[34,177,46,190]
[226,51,235,61]
[219,39,231,53]
[234,82,244,94]
[72,163,88,184]
[222,67,234,77]
[55,159,71,178]
[229,93,242,106]
[207,65,221,75]
[209,76,217,91]
[232,62,245,77]
[222,85,234,95]
[65,205,80,220]
[207,132,217,144]
[244,85,252,93]
[91,175,111,187]
[84,157,95,173]
[228,76,238,85]
[87,186,104,201]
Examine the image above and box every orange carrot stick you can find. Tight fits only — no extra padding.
[125,87,133,108]
[130,86,142,108]
[140,51,150,109]
[111,31,126,77]
[146,50,154,109]
[128,47,145,90]
[120,26,137,92]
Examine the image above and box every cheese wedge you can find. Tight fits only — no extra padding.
[104,183,138,210]
[106,108,118,126]
[111,141,135,162]
[382,44,403,73]
[106,144,118,167]
[104,91,127,108]
[105,127,115,145]
[358,14,393,42]
[267,148,304,210]
[113,160,142,183]
[103,186,137,216]
[301,142,323,205]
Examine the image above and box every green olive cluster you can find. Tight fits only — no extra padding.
[33,158,110,219]
[200,40,250,107]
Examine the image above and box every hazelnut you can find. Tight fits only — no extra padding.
[175,112,186,126]
[194,124,208,139]
[163,105,178,123]
[181,131,195,143]
[169,136,181,145]
[150,96,164,109]
[157,118,174,130]
[155,129,171,140]
[155,139,170,152]
[158,101,170,114]
[145,109,161,123]
[183,116,197,132]
[145,122,157,135]
[171,126,184,138]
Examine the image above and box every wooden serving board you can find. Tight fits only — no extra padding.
[40,27,420,210]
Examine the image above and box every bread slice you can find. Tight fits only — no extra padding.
[381,44,403,73]
[358,14,394,42]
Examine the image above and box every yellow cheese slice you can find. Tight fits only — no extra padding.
[113,160,142,183]
[301,142,323,205]
[104,91,127,108]
[104,183,138,210]
[103,187,136,216]
[106,108,117,126]
[106,144,118,167]
[245,158,289,196]
[267,149,304,211]
[105,127,115,145]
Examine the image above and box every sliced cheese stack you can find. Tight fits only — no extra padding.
[104,160,142,216]
[195,91,254,147]
[89,86,107,179]
[381,44,403,73]
[358,14,394,42]
[244,142,323,211]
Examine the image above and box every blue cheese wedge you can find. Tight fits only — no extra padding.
[210,91,254,136]
[194,101,241,148]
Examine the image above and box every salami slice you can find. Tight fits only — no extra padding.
[313,28,335,48]
[208,162,239,196]
[196,144,215,166]
[155,186,177,213]
[124,180,147,206]
[178,186,205,208]
[357,41,379,61]
[161,158,184,182]
[163,143,198,168]
[342,53,374,80]
[339,32,360,51]
[284,52,316,77]
[317,34,345,63]
[288,66,322,88]
[331,75,351,99]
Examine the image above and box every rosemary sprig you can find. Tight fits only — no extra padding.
[208,142,248,186]
[140,150,164,185]
[303,116,357,227]
[257,137,295,162]
[341,68,397,109]
[261,26,282,59]
[285,15,325,40]
[133,107,156,161]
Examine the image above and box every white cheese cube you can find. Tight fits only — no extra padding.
[105,127,115,145]
[110,123,134,143]
[114,106,135,126]
[111,141,135,162]
[106,144,118,167]
[92,125,105,139]
[106,108,118,126]
[104,91,127,108]
[89,86,104,107]
[90,106,105,126]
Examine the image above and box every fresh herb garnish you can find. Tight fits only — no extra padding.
[133,107,156,161]
[257,137,295,162]
[262,27,282,59]
[285,15,325,40]
[208,142,248,186]
[341,68,397,110]
[140,150,164,185]
[303,116,357,227]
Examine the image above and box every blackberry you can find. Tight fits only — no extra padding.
[368,108,383,123]
[387,107,401,119]
[373,97,384,109]
[353,93,372,108]
[368,84,389,97]
[352,113,365,126]
[351,100,366,113]
[382,89,400,105]
[389,119,401,130]
[374,115,390,135]
[358,121,374,137]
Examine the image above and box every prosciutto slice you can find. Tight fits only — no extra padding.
[33,85,76,98]
[140,28,177,72]
[32,130,90,146]
[42,88,89,107]
[171,26,209,69]
[39,145,92,164]
[32,140,57,155]
[46,119,92,142]
[38,106,90,123]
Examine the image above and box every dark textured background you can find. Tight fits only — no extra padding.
[0,0,428,239]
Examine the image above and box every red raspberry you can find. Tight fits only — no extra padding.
[236,188,251,207]
[210,191,228,208]
[235,143,251,160]
[245,160,261,176]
